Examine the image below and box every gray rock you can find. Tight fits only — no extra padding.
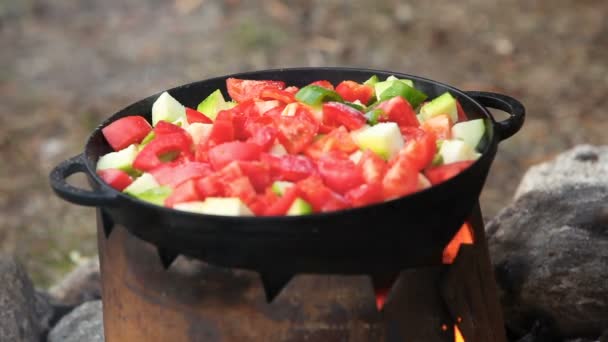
[488,145,608,338]
[0,255,45,342]
[48,300,104,342]
[49,257,101,306]
[514,145,608,199]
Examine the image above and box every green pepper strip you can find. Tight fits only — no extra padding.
[364,108,385,126]
[378,81,428,108]
[295,85,343,106]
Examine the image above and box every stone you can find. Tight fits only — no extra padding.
[514,145,608,199]
[487,145,608,338]
[48,300,104,342]
[49,257,101,306]
[0,254,45,342]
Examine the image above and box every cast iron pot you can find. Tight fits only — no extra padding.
[50,67,524,275]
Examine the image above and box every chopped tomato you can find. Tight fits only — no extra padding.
[358,150,388,184]
[335,81,374,104]
[226,78,285,102]
[249,189,280,216]
[376,96,418,128]
[261,154,317,182]
[238,161,272,193]
[260,88,296,104]
[164,179,201,207]
[133,132,192,172]
[195,162,256,204]
[421,114,452,140]
[185,107,212,124]
[150,162,212,187]
[345,182,384,208]
[102,116,152,151]
[424,161,474,185]
[297,175,348,212]
[274,105,319,154]
[254,100,281,115]
[154,120,186,136]
[246,125,277,151]
[323,102,367,131]
[264,186,299,216]
[97,169,133,191]
[317,153,365,194]
[304,126,358,160]
[206,114,234,147]
[382,154,418,200]
[309,80,334,90]
[456,99,467,122]
[208,141,262,170]
[400,127,437,171]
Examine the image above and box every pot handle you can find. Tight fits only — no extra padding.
[466,91,525,141]
[49,154,118,207]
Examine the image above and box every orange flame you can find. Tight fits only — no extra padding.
[443,223,473,341]
[442,222,474,264]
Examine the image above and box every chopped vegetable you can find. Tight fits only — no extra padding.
[96,75,483,215]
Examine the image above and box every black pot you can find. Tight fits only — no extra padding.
[50,67,524,275]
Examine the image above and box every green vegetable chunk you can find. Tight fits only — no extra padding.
[295,85,343,106]
[197,89,230,121]
[364,108,385,125]
[287,198,313,215]
[377,81,427,108]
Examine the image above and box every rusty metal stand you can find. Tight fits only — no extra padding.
[97,203,506,342]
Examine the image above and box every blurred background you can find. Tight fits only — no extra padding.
[1,0,607,287]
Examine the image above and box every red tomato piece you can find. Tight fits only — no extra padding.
[226,78,285,102]
[185,107,212,124]
[297,175,349,212]
[335,80,374,104]
[274,105,319,154]
[309,80,334,90]
[224,176,258,205]
[208,141,262,170]
[164,179,201,208]
[246,125,277,151]
[424,161,474,185]
[421,114,452,140]
[264,186,300,216]
[133,132,192,172]
[382,154,418,200]
[97,169,133,191]
[345,182,384,208]
[260,87,296,104]
[456,99,468,122]
[238,161,272,193]
[150,162,212,187]
[261,154,317,182]
[102,116,152,151]
[154,120,186,136]
[376,96,418,128]
[206,115,234,147]
[323,102,367,131]
[399,127,437,171]
[317,153,365,195]
[358,150,388,184]
[249,189,280,216]
[304,126,358,160]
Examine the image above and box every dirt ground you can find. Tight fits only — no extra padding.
[1,0,607,286]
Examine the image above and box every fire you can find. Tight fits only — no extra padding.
[454,325,465,342]
[442,222,474,264]
[444,223,474,342]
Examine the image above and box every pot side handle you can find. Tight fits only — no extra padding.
[49,154,118,207]
[465,91,525,142]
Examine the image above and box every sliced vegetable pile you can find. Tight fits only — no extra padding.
[96,75,486,216]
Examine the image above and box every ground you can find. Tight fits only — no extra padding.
[1,0,607,286]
